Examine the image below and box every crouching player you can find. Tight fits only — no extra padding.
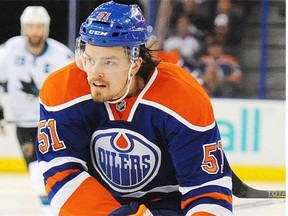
[36,1,233,215]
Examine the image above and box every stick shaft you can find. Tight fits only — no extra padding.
[232,171,286,198]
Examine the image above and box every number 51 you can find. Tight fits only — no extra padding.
[201,141,224,174]
[37,119,66,154]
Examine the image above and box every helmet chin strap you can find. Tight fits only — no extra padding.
[107,61,135,104]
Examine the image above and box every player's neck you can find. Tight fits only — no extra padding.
[28,42,46,57]
[127,76,145,98]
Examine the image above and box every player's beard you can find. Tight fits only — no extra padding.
[28,36,45,48]
[88,78,128,103]
[90,85,128,103]
[90,89,109,103]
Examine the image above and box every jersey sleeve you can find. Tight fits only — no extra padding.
[167,116,233,216]
[146,63,233,215]
[36,65,121,215]
[168,91,232,215]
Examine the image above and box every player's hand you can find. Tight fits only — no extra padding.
[21,142,34,157]
[108,201,153,216]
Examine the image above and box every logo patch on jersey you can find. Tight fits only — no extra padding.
[20,76,39,96]
[91,128,161,193]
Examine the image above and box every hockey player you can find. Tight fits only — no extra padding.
[0,6,73,216]
[36,1,233,215]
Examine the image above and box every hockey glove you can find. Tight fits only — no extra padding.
[109,201,153,216]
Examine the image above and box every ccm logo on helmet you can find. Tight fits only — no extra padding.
[88,30,108,36]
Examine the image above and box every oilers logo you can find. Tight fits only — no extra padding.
[91,128,161,193]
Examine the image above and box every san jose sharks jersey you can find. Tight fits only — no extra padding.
[0,36,73,127]
[36,61,233,216]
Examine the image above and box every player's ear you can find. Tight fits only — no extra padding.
[131,57,143,76]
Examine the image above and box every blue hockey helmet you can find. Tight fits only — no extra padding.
[78,1,148,61]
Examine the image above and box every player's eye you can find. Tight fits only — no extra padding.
[83,53,95,65]
[86,57,95,64]
[104,60,114,65]
[84,56,95,65]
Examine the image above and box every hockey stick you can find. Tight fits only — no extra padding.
[232,171,286,198]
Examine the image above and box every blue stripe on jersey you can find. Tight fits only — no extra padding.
[43,162,85,180]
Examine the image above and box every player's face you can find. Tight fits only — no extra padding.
[84,44,135,102]
[24,23,46,47]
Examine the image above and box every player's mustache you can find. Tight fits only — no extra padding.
[87,76,107,86]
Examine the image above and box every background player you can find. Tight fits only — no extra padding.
[36,1,233,215]
[0,6,73,216]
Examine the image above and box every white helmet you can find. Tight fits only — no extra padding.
[20,6,51,37]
